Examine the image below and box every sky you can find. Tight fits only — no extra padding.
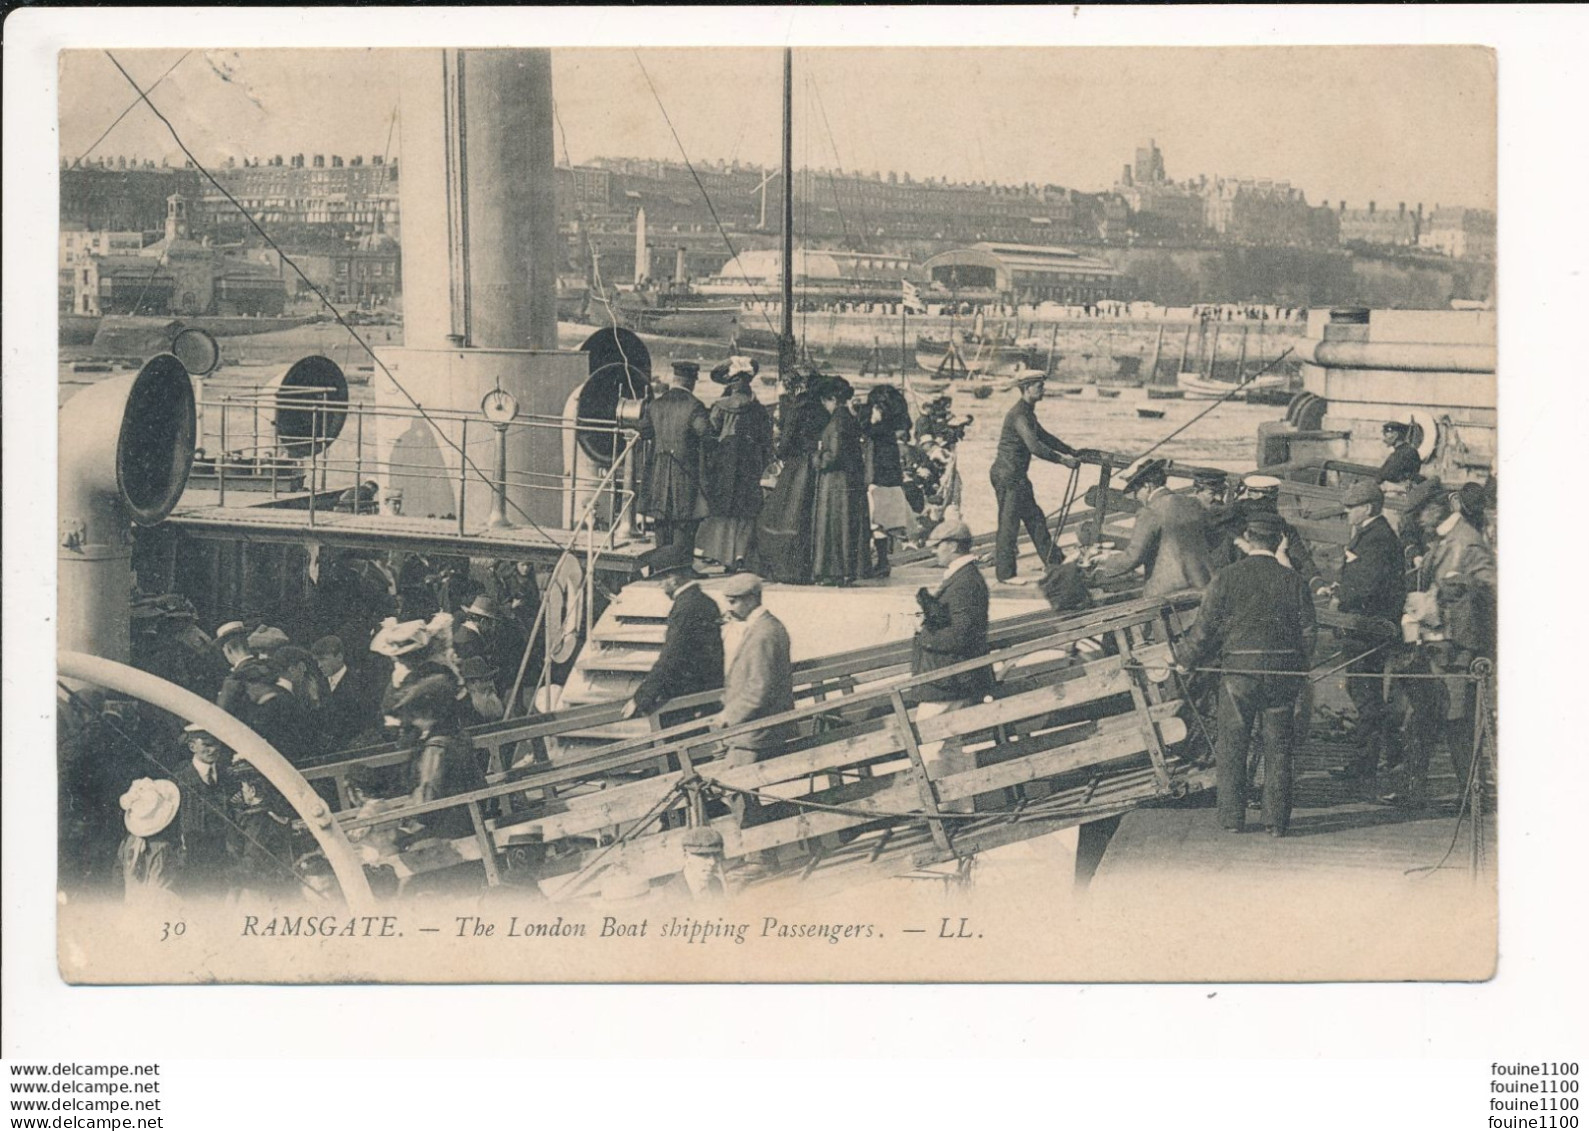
[58,45,1496,210]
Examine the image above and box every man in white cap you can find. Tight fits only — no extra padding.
[214,620,255,717]
[988,371,1079,584]
[713,573,795,824]
[911,521,994,810]
[1221,474,1322,590]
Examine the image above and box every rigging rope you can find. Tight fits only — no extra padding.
[1132,347,1294,463]
[74,51,191,168]
[57,682,319,897]
[629,51,779,338]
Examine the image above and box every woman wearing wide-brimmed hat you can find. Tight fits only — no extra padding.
[118,777,183,904]
[698,356,774,572]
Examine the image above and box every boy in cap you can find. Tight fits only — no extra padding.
[622,543,726,725]
[1376,421,1425,486]
[635,359,713,555]
[665,826,731,900]
[988,371,1080,584]
[1174,511,1317,836]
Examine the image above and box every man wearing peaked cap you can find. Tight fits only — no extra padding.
[1329,475,1406,784]
[623,541,725,727]
[1231,474,1322,589]
[637,358,714,555]
[1175,503,1317,838]
[1376,420,1425,486]
[989,367,1079,585]
[1100,457,1218,599]
[635,541,696,581]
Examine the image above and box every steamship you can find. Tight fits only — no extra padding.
[57,49,1496,915]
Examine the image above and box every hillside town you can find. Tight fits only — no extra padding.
[60,138,1493,321]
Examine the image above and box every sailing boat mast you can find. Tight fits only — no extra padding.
[778,47,796,379]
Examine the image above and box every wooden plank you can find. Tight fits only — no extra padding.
[541,777,924,898]
[468,803,502,887]
[1112,627,1174,793]
[892,690,953,853]
[913,666,1140,745]
[934,710,1187,803]
[504,718,911,843]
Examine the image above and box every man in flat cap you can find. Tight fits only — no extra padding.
[1097,458,1218,599]
[1175,511,1317,836]
[988,371,1079,585]
[636,359,714,556]
[664,826,732,900]
[623,543,726,726]
[1375,420,1425,486]
[713,573,796,825]
[1329,480,1408,784]
[911,520,994,810]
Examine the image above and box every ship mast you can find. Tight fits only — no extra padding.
[778,47,796,379]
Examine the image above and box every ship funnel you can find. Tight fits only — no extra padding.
[59,353,196,662]
[267,355,349,457]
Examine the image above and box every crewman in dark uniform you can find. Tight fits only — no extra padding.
[636,361,713,555]
[622,543,726,727]
[1228,474,1323,590]
[1328,480,1407,783]
[988,371,1079,585]
[1174,512,1317,836]
[1375,421,1425,485]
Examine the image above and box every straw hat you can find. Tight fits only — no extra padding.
[120,778,181,838]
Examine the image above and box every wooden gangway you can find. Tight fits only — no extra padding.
[300,593,1210,899]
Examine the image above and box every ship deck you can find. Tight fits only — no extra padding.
[1091,740,1495,890]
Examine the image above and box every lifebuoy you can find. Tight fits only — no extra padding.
[541,555,586,664]
[1408,409,1440,462]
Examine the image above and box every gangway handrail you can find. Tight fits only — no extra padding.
[334,592,1199,833]
[297,589,1186,782]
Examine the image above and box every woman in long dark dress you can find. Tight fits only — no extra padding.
[698,358,775,571]
[754,372,830,584]
[811,377,870,586]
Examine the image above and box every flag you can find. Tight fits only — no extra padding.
[902,279,926,314]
